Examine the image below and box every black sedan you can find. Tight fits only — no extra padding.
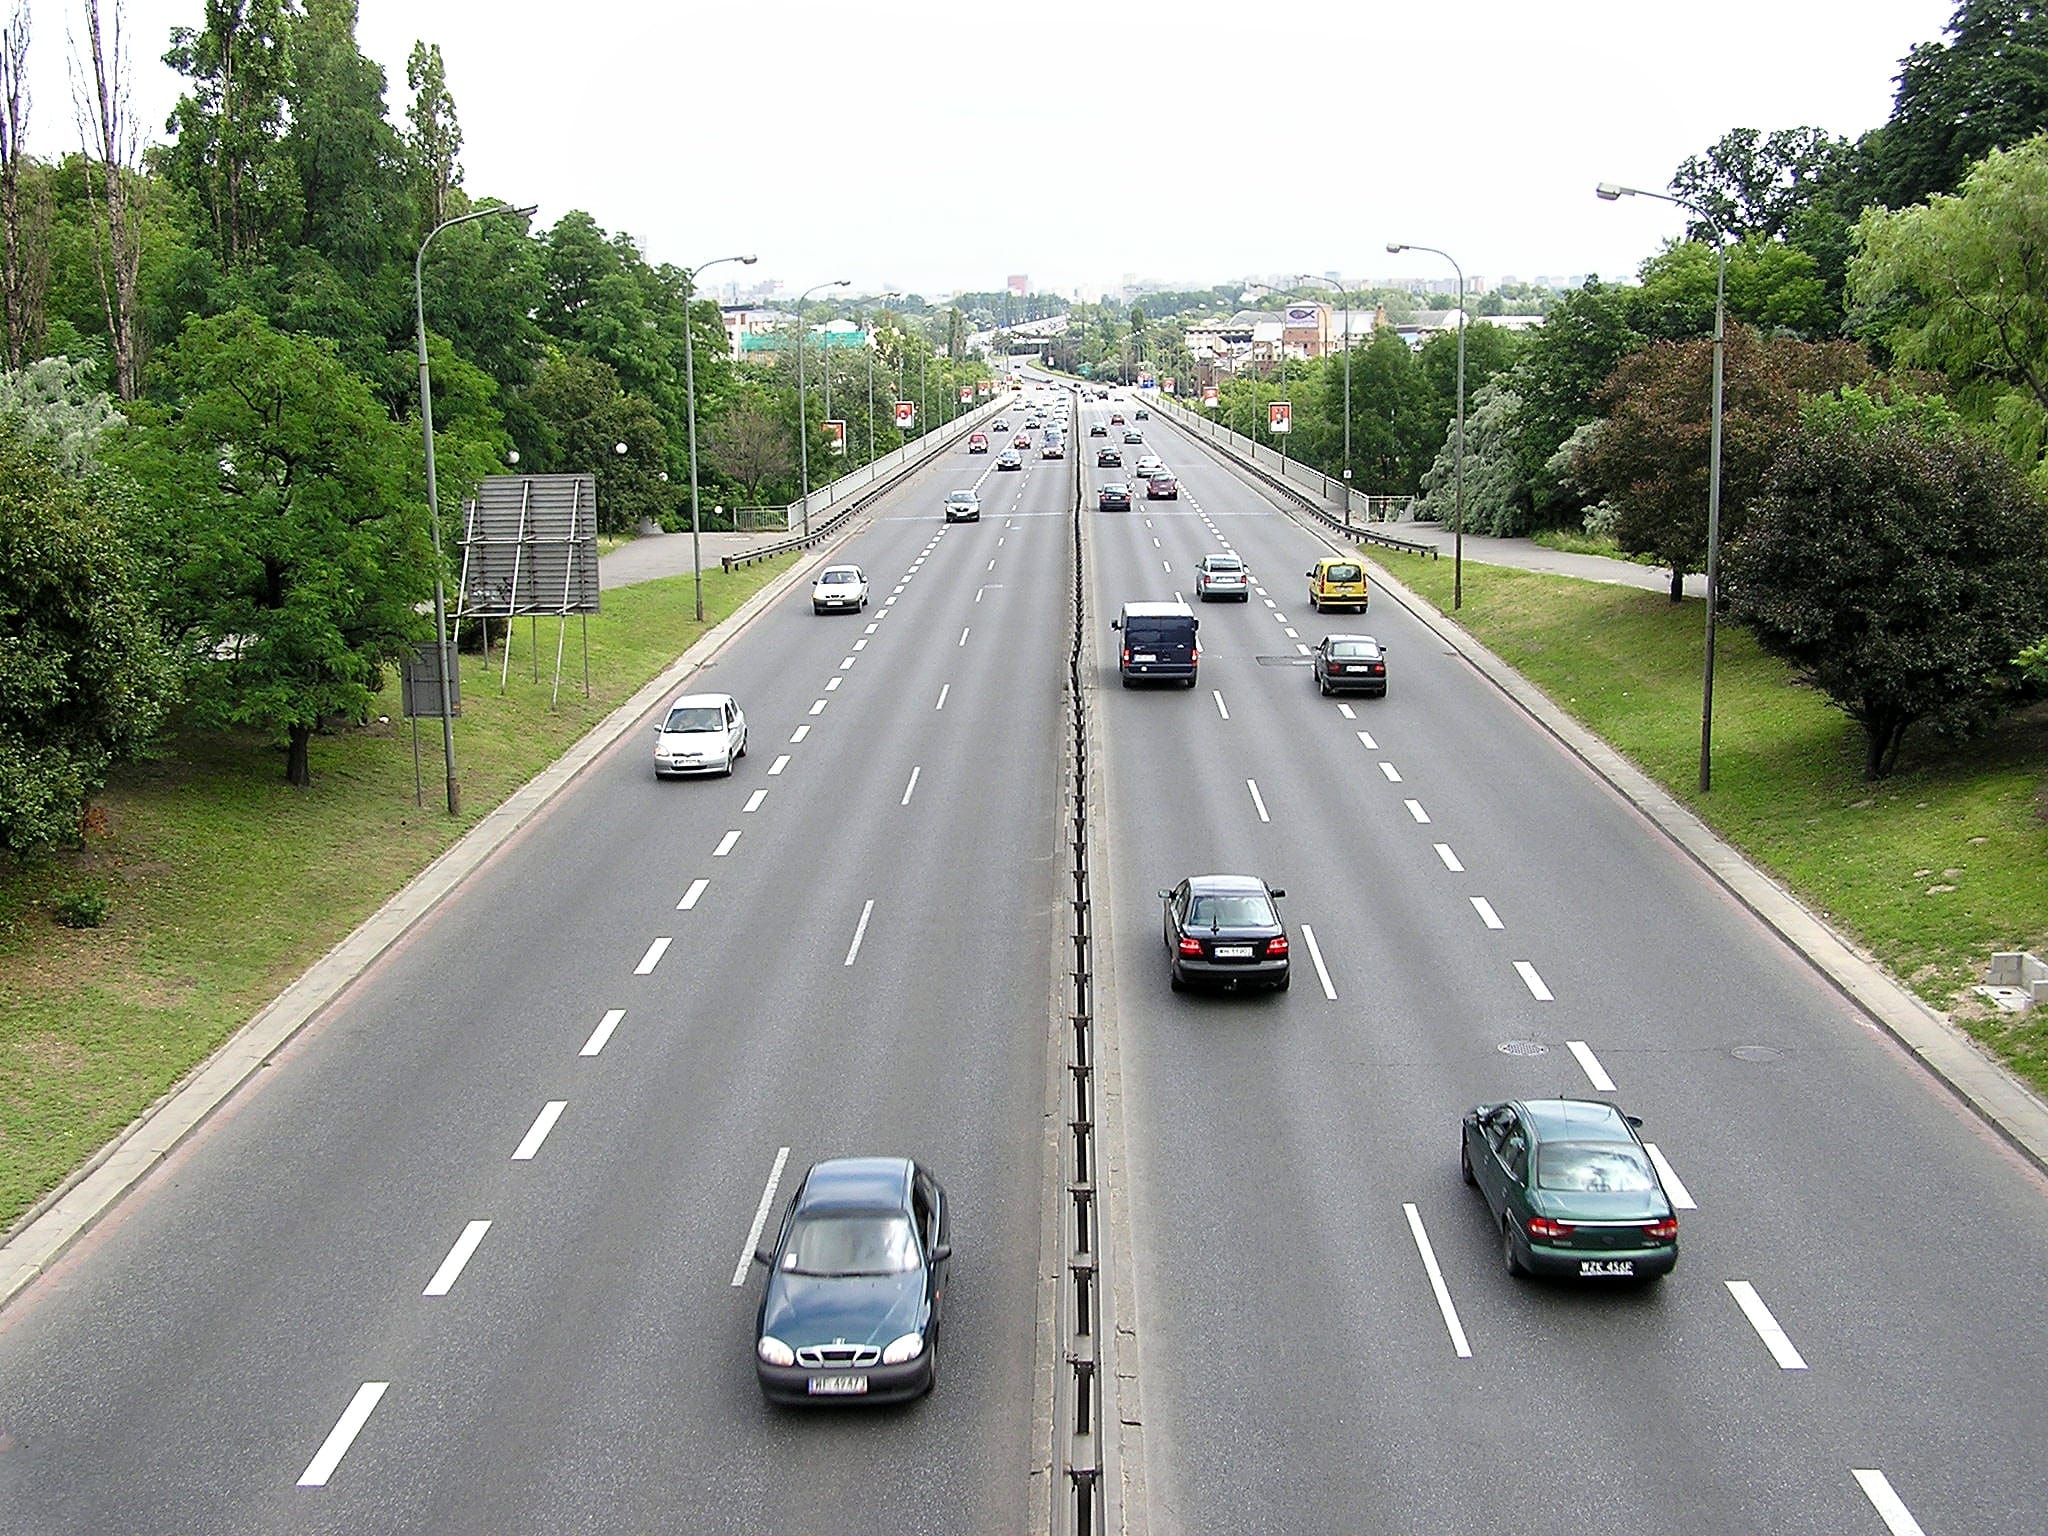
[1462,1100,1678,1282]
[1098,482,1131,511]
[1097,447,1122,467]
[1122,428,1144,443]
[1160,874,1289,992]
[754,1156,951,1402]
[1089,422,1108,437]
[1312,634,1388,696]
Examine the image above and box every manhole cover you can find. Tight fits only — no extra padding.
[1254,655,1315,667]
[1497,1040,1549,1057]
[1730,1044,1782,1062]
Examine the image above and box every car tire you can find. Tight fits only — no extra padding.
[737,733,747,759]
[1273,970,1290,992]
[1503,1220,1528,1279]
[1308,595,1319,612]
[1169,968,1185,993]
[1185,676,1198,689]
[1460,1140,1476,1187]
[1120,676,1133,688]
[1317,674,1331,696]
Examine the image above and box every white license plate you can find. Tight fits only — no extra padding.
[1214,945,1254,959]
[1580,1260,1634,1276]
[1135,654,1156,662]
[808,1374,869,1395]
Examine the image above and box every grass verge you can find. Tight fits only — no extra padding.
[1375,550,2048,1100]
[0,555,796,1232]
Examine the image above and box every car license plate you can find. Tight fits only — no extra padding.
[808,1374,869,1395]
[1215,945,1254,958]
[1579,1260,1634,1277]
[1135,653,1155,662]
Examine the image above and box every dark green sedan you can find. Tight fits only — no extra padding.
[1461,1099,1678,1281]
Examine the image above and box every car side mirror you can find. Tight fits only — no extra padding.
[1268,887,1286,899]
[1626,1114,1644,1128]
[930,1242,952,1264]
[753,1246,773,1267]
[1156,889,1171,900]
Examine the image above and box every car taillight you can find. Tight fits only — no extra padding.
[1645,1217,1678,1241]
[1122,647,1131,664]
[1191,644,1200,663]
[1527,1216,1575,1241]
[1369,664,1383,674]
[1177,936,1202,956]
[1264,935,1288,956]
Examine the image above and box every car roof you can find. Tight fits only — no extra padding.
[1121,600,1193,617]
[948,488,979,497]
[1517,1099,1636,1143]
[666,691,733,709]
[1325,633,1379,645]
[1186,873,1271,894]
[819,564,862,576]
[795,1156,915,1213]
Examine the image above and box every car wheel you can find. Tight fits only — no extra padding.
[1460,1140,1476,1187]
[1120,675,1133,688]
[1308,595,1319,612]
[1169,968,1185,993]
[1503,1220,1528,1279]
[1317,674,1331,696]
[1185,676,1198,689]
[813,604,824,614]
[737,732,748,759]
[1273,970,1290,992]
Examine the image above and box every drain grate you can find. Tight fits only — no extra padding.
[1254,654,1315,667]
[1497,1040,1549,1057]
[1730,1044,1783,1062]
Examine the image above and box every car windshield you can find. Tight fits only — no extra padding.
[1329,640,1377,658]
[1536,1142,1658,1193]
[663,706,723,733]
[780,1214,921,1276]
[819,571,857,585]
[1187,894,1275,927]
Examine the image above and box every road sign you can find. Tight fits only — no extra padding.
[1269,400,1293,435]
[896,400,915,429]
[824,419,846,455]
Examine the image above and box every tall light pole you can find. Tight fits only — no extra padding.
[414,200,537,816]
[1387,241,1466,608]
[1296,272,1353,498]
[683,252,757,622]
[795,277,850,536]
[1598,181,1728,794]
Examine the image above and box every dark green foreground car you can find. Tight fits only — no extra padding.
[1461,1099,1678,1281]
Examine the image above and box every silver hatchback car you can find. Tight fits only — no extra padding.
[1194,553,1251,602]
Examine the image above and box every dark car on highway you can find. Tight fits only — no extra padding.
[1097,447,1122,467]
[1089,422,1109,437]
[1461,1099,1678,1282]
[1123,428,1144,443]
[1312,634,1388,696]
[753,1156,952,1403]
[1159,874,1289,992]
[1098,482,1131,511]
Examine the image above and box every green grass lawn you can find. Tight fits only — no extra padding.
[1377,550,2048,1097]
[0,556,795,1231]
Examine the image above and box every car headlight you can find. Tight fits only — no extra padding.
[757,1336,795,1367]
[881,1332,926,1365]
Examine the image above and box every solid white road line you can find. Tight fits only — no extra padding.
[1726,1280,1809,1370]
[1435,843,1464,872]
[1356,730,1378,749]
[1565,1039,1613,1089]
[901,766,921,806]
[1470,897,1504,930]
[1643,1144,1696,1209]
[512,1101,566,1161]
[1337,704,1356,719]
[959,626,970,646]
[1301,924,1337,1000]
[768,755,790,776]
[808,699,827,715]
[581,1008,626,1056]
[423,1220,491,1297]
[733,1147,792,1287]
[1246,780,1270,823]
[1405,800,1431,823]
[790,725,810,743]
[845,899,876,965]
[743,789,767,813]
[713,830,741,857]
[1403,1204,1473,1359]
[633,937,671,974]
[678,878,709,910]
[1853,1470,1927,1536]
[825,677,842,692]
[297,1382,389,1487]
[1515,961,1554,1001]
[936,684,950,710]
[1213,690,1229,720]
[1379,762,1402,782]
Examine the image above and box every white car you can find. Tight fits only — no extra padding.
[654,692,747,778]
[812,564,868,614]
[1134,454,1166,479]
[1194,553,1251,602]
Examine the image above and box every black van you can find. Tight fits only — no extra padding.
[1112,601,1200,687]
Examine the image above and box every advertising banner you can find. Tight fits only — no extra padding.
[1201,386,1219,408]
[1163,378,1176,395]
[824,419,846,456]
[959,386,972,403]
[1269,400,1293,435]
[895,400,916,430]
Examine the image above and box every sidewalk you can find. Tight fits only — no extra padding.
[1360,519,1706,598]
[599,526,796,591]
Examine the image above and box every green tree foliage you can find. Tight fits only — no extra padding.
[1851,135,2048,482]
[1416,382,1529,534]
[1725,403,2048,776]
[1574,325,1874,597]
[1631,239,1834,340]
[708,386,795,505]
[163,0,298,272]
[403,41,462,233]
[121,308,432,786]
[0,425,173,852]
[521,353,669,533]
[1670,126,1857,242]
[281,0,410,279]
[1494,279,1643,522]
[0,354,123,473]
[1871,0,2048,209]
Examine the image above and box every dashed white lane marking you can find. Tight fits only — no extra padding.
[1853,1471,1927,1536]
[885,596,897,606]
[678,878,709,910]
[997,537,1005,546]
[1726,1281,1809,1370]
[1434,843,1463,871]
[901,766,921,806]
[1213,690,1229,720]
[1405,800,1431,823]
[1246,780,1270,823]
[892,584,906,595]
[768,755,790,776]
[1162,560,1172,573]
[1470,897,1504,930]
[1337,703,1356,719]
[1257,589,1270,599]
[512,1100,567,1160]
[959,626,971,646]
[844,898,876,965]
[1379,762,1403,783]
[987,559,997,571]
[423,1220,491,1296]
[1273,611,1290,623]
[581,1008,626,1055]
[936,684,950,710]
[872,606,888,621]
[298,1382,389,1487]
[1153,537,1161,547]
[634,937,671,974]
[713,829,741,857]
[1515,961,1553,1001]
[1293,643,1310,656]
[864,622,879,635]
[743,789,767,813]
[1300,924,1337,1000]
[808,699,828,715]
[1643,1144,1696,1209]
[733,1147,791,1286]
[1356,731,1378,750]
[1283,627,1299,639]
[790,725,810,743]
[1403,1205,1473,1359]
[1565,1039,1613,1089]
[825,678,843,694]
[838,656,855,670]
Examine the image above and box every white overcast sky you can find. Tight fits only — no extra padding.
[28,0,1957,300]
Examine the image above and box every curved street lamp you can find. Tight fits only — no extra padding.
[414,199,538,816]
[683,253,758,620]
[1597,181,1728,794]
[795,278,851,536]
[1387,241,1467,609]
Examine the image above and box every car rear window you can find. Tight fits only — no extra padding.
[1535,1143,1657,1193]
[1187,895,1275,927]
[1328,640,1377,658]
[1325,564,1363,583]
[1208,559,1242,571]
[782,1214,920,1276]
[1125,622,1188,647]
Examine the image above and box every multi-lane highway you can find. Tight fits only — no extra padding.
[1,377,2044,1536]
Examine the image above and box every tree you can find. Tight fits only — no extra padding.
[120,308,432,787]
[1872,0,2048,209]
[0,0,46,370]
[0,353,124,474]
[1670,126,1856,242]
[280,0,411,279]
[76,0,145,399]
[0,423,173,853]
[403,41,461,234]
[708,388,795,504]
[1725,401,2048,776]
[162,0,299,272]
[1415,381,1531,534]
[1631,238,1835,341]
[1498,278,1643,521]
[520,352,669,532]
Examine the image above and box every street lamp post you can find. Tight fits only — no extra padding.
[1296,274,1352,504]
[795,277,851,537]
[1597,181,1727,794]
[683,252,757,622]
[414,200,537,816]
[1387,242,1467,608]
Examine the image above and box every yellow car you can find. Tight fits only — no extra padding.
[1306,558,1369,613]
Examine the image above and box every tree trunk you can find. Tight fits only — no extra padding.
[286,723,312,787]
[78,0,143,399]
[0,2,44,371]
[1668,566,1685,602]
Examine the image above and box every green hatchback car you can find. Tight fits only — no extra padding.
[1461,1098,1678,1282]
